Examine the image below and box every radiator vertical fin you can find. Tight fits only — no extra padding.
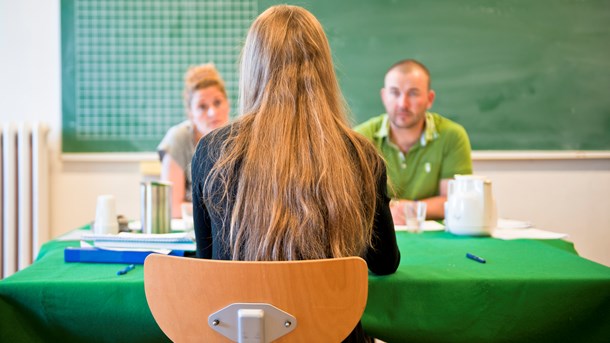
[1,122,49,279]
[1,123,18,278]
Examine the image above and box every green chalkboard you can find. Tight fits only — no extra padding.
[61,0,258,152]
[62,0,610,152]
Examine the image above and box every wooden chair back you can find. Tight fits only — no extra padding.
[144,254,368,342]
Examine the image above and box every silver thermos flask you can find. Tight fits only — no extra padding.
[140,181,172,234]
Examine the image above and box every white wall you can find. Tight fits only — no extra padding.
[2,0,609,266]
[475,159,610,266]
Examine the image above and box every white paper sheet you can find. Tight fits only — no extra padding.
[80,240,172,254]
[497,218,532,229]
[492,228,568,240]
[55,229,89,241]
[394,221,446,232]
[82,230,194,242]
[127,218,193,232]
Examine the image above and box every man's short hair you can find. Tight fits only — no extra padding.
[386,59,431,89]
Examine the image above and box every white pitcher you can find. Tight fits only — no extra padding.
[445,175,497,236]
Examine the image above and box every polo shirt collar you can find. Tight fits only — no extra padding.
[374,112,439,147]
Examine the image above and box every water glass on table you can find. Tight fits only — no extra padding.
[405,201,427,233]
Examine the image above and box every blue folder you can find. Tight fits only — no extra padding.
[64,247,186,264]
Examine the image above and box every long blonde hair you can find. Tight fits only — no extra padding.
[204,5,383,261]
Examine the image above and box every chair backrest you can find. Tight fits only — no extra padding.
[144,254,368,343]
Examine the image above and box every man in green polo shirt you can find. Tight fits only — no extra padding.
[355,59,472,223]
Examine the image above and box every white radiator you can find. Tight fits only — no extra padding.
[1,122,50,279]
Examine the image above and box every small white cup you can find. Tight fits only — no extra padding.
[181,202,194,231]
[94,195,119,235]
[405,201,427,233]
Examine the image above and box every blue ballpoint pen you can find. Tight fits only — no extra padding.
[117,264,136,275]
[466,253,486,264]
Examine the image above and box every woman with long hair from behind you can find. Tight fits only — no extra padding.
[191,5,400,342]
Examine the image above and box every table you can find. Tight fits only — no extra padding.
[364,233,610,342]
[1,229,609,342]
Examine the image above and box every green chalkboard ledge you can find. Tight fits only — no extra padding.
[61,153,162,178]
[471,151,610,161]
[61,152,158,162]
[60,151,610,163]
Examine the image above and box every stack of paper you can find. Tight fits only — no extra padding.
[127,218,193,232]
[492,218,568,240]
[82,231,196,251]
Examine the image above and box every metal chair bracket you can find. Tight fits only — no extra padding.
[208,303,297,343]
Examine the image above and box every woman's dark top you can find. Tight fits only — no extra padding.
[191,123,401,342]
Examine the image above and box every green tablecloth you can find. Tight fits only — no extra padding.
[1,230,609,342]
[364,233,610,342]
[0,237,165,343]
